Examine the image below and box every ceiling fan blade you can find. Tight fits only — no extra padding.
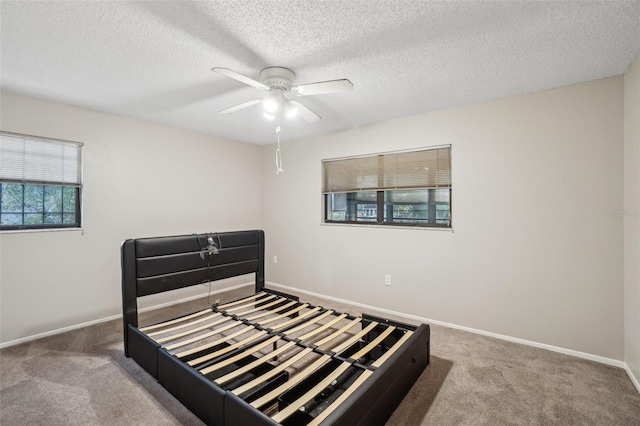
[219,99,262,115]
[291,79,353,97]
[212,67,269,91]
[290,100,320,123]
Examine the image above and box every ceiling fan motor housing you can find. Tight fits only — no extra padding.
[260,67,295,90]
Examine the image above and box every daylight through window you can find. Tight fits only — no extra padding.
[322,146,451,228]
[0,132,83,230]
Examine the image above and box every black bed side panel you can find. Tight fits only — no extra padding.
[128,325,161,378]
[158,349,225,426]
[225,392,281,426]
[323,324,431,426]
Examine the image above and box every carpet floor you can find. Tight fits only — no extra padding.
[1,285,639,425]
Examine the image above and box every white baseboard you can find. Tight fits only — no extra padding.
[266,282,628,370]
[625,364,640,394]
[0,282,252,349]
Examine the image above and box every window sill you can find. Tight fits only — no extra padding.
[321,222,453,231]
[0,227,84,235]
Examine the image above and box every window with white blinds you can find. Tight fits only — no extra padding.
[322,146,451,227]
[0,132,83,230]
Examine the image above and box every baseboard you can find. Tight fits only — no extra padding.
[625,364,640,394]
[0,282,253,349]
[266,282,627,369]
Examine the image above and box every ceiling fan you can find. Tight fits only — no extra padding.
[212,67,353,123]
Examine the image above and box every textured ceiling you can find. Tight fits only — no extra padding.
[1,1,639,145]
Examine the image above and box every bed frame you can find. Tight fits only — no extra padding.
[122,230,430,425]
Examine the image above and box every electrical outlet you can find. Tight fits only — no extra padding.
[385,274,392,286]
[273,256,278,264]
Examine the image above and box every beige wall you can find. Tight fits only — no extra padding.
[261,77,625,360]
[0,91,262,344]
[0,75,630,363]
[625,55,640,382]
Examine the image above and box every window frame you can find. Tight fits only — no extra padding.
[0,131,83,232]
[322,146,452,229]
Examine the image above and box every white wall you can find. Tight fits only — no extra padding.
[261,77,624,360]
[0,91,262,344]
[624,55,640,382]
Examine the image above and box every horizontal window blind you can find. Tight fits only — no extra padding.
[0,132,83,187]
[322,146,451,193]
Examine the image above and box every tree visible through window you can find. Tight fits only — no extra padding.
[0,132,83,230]
[1,183,79,227]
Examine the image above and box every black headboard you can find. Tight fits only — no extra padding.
[121,230,265,355]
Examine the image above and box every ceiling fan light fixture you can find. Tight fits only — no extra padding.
[263,96,279,113]
[284,101,298,118]
[263,88,285,113]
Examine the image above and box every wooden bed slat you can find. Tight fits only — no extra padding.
[271,362,352,423]
[214,341,298,386]
[281,310,334,336]
[216,292,266,309]
[139,308,211,332]
[162,318,242,349]
[236,297,287,316]
[245,300,297,321]
[155,315,232,343]
[147,312,222,337]
[312,318,362,347]
[257,304,309,326]
[200,336,281,376]
[175,326,256,358]
[250,354,333,409]
[371,330,414,368]
[349,326,396,361]
[230,348,314,396]
[307,370,374,426]
[271,307,322,331]
[186,329,268,366]
[329,322,379,355]
[224,294,277,313]
[298,313,348,342]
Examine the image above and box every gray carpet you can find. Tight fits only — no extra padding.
[1,286,639,425]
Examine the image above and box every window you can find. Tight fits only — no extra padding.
[323,146,451,228]
[0,132,83,230]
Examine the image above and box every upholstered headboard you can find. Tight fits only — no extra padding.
[121,230,265,355]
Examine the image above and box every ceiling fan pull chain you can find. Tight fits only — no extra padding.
[275,125,284,174]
